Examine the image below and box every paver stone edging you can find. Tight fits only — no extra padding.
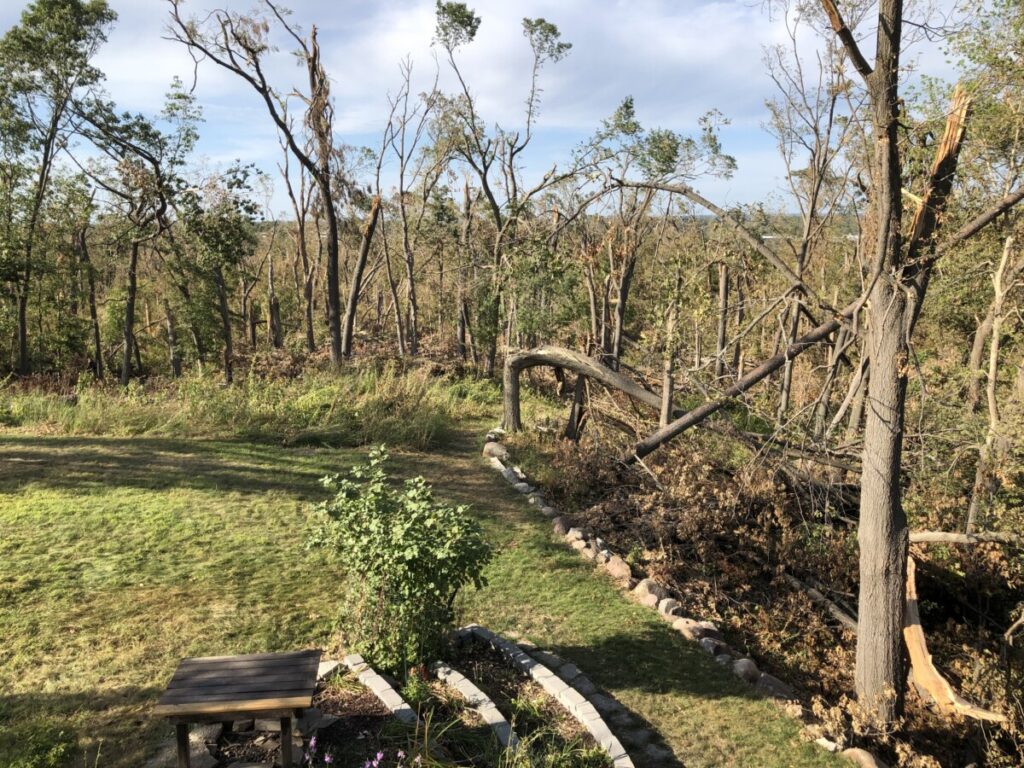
[430,661,520,750]
[481,431,890,768]
[456,624,635,768]
[340,653,418,725]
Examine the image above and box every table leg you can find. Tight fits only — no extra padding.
[175,723,191,768]
[280,715,293,767]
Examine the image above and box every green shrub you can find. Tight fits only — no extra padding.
[0,723,75,768]
[310,447,491,674]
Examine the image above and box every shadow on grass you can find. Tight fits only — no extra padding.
[0,436,354,499]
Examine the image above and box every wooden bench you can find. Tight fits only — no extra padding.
[154,649,322,768]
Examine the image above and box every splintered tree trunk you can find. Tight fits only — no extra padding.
[715,262,729,380]
[121,242,140,386]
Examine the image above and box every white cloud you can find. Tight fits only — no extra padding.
[1,0,967,211]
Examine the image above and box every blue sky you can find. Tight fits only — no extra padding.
[1,0,965,216]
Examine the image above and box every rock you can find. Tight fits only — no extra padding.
[540,505,558,518]
[297,707,339,735]
[595,550,610,565]
[317,660,341,680]
[672,617,703,640]
[486,427,506,442]
[638,592,660,608]
[814,737,840,752]
[698,620,720,632]
[190,724,222,745]
[501,467,521,484]
[565,527,585,542]
[232,719,254,732]
[658,597,681,616]
[570,538,589,551]
[580,544,599,560]
[714,653,733,666]
[512,482,535,494]
[552,517,570,535]
[191,754,217,768]
[699,636,728,656]
[604,555,632,582]
[482,441,509,460]
[527,493,546,506]
[732,658,760,684]
[756,672,796,700]
[634,578,667,601]
[254,718,286,732]
[841,748,889,767]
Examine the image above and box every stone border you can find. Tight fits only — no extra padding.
[431,661,519,750]
[341,653,418,725]
[457,624,634,768]
[482,430,888,768]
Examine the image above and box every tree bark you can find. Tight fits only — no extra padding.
[341,196,381,358]
[213,265,234,384]
[163,299,183,378]
[504,344,673,432]
[715,262,729,380]
[75,227,103,380]
[121,241,140,386]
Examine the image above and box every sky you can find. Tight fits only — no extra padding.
[0,0,966,216]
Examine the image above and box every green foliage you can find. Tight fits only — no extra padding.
[0,722,75,768]
[521,18,571,64]
[434,1,481,52]
[310,447,491,673]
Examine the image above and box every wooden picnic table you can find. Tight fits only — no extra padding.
[154,649,322,768]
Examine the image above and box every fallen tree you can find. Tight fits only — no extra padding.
[502,344,681,432]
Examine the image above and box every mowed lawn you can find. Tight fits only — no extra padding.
[0,432,842,768]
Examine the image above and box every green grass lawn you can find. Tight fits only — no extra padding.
[0,429,842,768]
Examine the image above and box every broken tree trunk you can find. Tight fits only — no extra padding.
[903,557,1006,722]
[503,345,672,432]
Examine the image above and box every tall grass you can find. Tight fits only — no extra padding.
[0,364,500,450]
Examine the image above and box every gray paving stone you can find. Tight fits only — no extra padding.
[559,662,582,681]
[556,686,587,710]
[539,673,570,698]
[317,659,342,680]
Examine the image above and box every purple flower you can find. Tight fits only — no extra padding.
[309,736,318,753]
[324,754,334,765]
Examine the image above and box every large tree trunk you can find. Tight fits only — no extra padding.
[121,241,140,386]
[851,0,908,724]
[341,196,381,358]
[163,299,183,378]
[213,265,234,384]
[75,227,103,380]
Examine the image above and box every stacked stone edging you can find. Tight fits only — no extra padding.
[341,653,418,725]
[457,624,634,768]
[431,661,519,749]
[482,430,889,768]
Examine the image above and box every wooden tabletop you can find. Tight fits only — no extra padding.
[154,649,322,717]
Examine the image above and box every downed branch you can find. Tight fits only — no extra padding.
[503,345,678,432]
[910,530,1022,546]
[903,557,1007,723]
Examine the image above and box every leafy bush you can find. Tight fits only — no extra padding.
[310,447,491,673]
[0,723,74,768]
